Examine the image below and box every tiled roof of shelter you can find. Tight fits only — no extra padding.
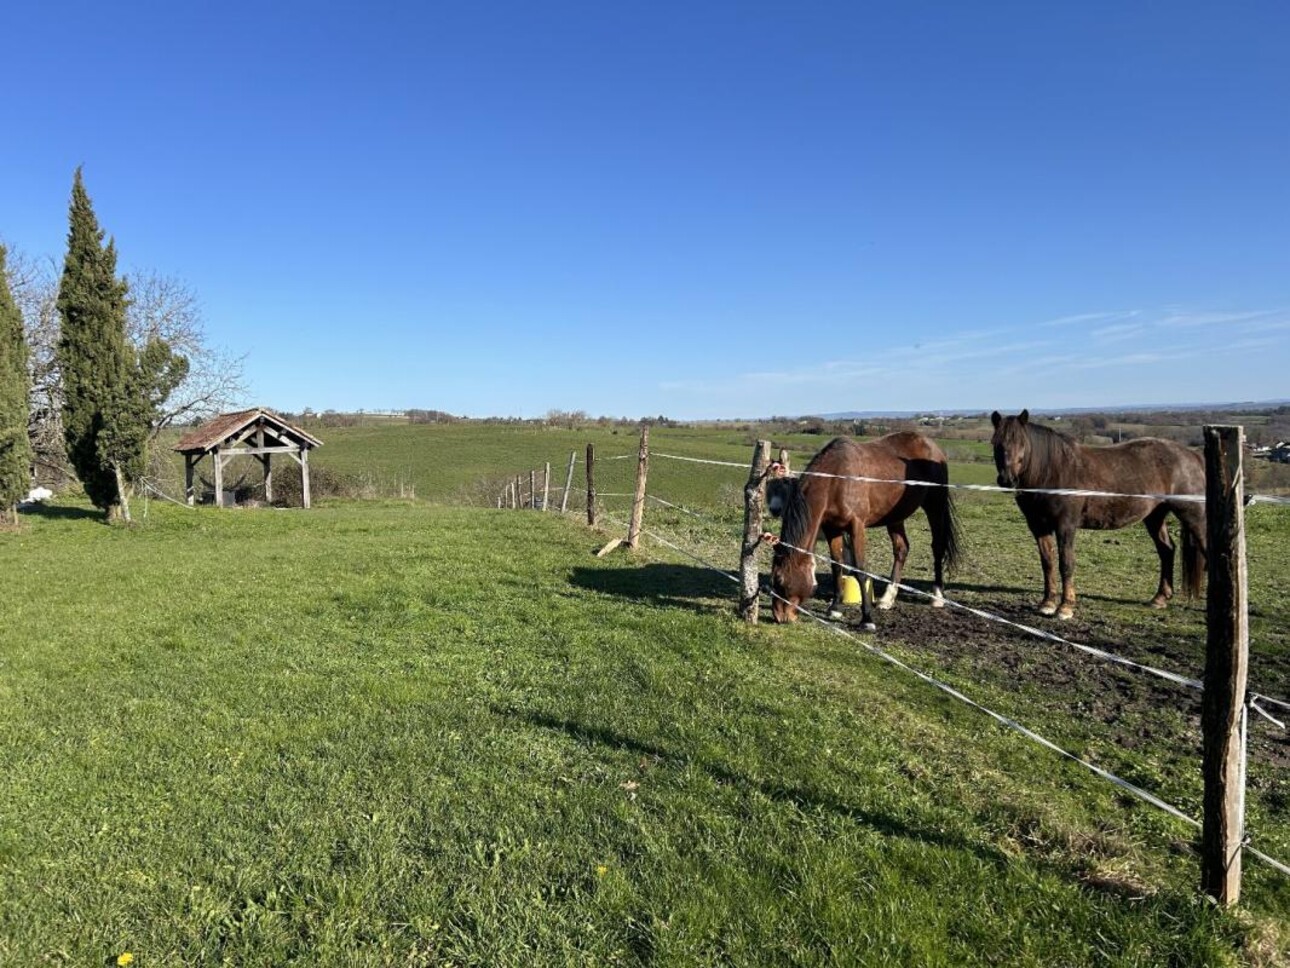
[174,408,323,453]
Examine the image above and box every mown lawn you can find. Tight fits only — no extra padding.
[1,499,1286,965]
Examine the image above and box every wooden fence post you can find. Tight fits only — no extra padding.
[740,440,772,622]
[627,425,650,549]
[514,474,522,509]
[560,450,576,513]
[586,444,596,526]
[529,469,536,510]
[542,462,551,512]
[1201,424,1250,907]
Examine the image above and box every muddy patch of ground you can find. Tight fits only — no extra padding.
[814,581,1290,770]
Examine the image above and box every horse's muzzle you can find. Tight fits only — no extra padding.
[771,599,801,624]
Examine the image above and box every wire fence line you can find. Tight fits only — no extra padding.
[649,451,1290,507]
[595,505,1290,880]
[512,447,1290,719]
[637,479,1290,721]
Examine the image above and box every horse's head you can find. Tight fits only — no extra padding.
[990,409,1030,487]
[766,476,794,518]
[770,543,816,623]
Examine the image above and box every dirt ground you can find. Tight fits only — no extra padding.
[819,578,1290,771]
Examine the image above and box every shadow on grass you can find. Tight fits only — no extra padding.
[569,563,737,612]
[19,503,102,522]
[503,705,1008,867]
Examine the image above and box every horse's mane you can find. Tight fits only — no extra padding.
[1024,420,1079,477]
[779,479,812,551]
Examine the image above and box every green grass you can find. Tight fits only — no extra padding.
[10,421,1290,964]
[1,496,1287,965]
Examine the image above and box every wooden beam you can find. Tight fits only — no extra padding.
[184,454,195,506]
[217,446,306,457]
[586,444,596,526]
[1201,425,1250,906]
[542,462,551,512]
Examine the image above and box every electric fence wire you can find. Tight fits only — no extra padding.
[593,506,1290,879]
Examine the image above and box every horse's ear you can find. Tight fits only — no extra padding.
[1018,409,1029,426]
[990,410,1002,428]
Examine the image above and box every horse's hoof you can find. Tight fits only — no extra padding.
[877,599,896,611]
[931,593,946,609]
[1038,602,1058,616]
[1149,597,1169,610]
[827,609,844,620]
[1057,606,1075,621]
[861,621,877,632]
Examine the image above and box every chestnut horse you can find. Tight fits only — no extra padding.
[769,433,962,628]
[990,410,1206,620]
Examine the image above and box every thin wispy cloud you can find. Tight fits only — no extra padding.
[658,304,1289,415]
[1040,310,1139,329]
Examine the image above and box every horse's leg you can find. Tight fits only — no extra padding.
[878,523,908,609]
[927,495,948,608]
[1144,505,1174,608]
[826,531,846,619]
[1035,531,1059,615]
[1056,525,1078,620]
[851,519,876,631]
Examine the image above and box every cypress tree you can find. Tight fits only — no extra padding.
[57,168,187,523]
[0,244,34,524]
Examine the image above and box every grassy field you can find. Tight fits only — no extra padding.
[5,422,1290,964]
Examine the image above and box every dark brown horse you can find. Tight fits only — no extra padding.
[769,433,962,628]
[990,410,1206,620]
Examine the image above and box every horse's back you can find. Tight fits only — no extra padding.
[805,432,946,478]
[1082,437,1204,495]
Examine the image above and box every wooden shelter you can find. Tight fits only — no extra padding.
[174,408,322,508]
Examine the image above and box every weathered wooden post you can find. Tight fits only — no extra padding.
[529,469,536,509]
[213,447,224,508]
[300,448,311,509]
[586,444,596,526]
[740,440,772,622]
[560,450,576,513]
[1201,424,1250,907]
[627,425,650,549]
[542,462,551,512]
[184,454,195,506]
[515,474,522,509]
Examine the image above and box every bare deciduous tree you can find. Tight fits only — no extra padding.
[3,249,66,483]
[125,269,246,437]
[2,245,246,484]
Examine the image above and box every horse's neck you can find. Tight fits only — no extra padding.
[1023,426,1080,486]
[785,482,826,549]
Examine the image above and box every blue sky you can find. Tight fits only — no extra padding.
[3,1,1287,419]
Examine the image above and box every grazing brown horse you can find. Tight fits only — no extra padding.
[769,433,962,628]
[990,410,1206,620]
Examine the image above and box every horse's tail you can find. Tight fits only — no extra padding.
[1181,515,1206,600]
[932,485,964,577]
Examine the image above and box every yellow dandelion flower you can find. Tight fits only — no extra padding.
[117,955,135,967]
[596,865,608,877]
